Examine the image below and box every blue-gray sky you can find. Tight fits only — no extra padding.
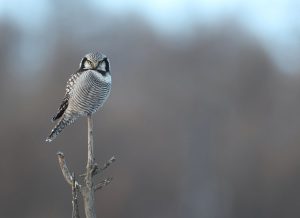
[1,0,300,73]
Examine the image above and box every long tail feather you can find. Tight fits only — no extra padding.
[46,114,78,142]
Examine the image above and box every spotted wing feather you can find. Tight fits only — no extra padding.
[51,72,82,121]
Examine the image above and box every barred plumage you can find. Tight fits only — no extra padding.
[46,52,111,142]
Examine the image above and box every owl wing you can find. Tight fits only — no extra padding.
[51,71,82,122]
[52,96,69,121]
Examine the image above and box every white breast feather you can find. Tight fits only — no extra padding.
[93,71,111,83]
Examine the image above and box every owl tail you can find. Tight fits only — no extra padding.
[46,113,78,142]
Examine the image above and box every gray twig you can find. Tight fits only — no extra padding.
[80,156,116,178]
[57,152,76,187]
[100,156,116,171]
[94,178,113,191]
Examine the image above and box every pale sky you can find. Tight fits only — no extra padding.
[0,0,300,72]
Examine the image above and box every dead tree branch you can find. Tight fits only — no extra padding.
[94,178,113,191]
[56,114,115,218]
[57,152,80,188]
[81,114,97,218]
[72,173,80,218]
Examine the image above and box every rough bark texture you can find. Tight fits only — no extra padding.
[82,115,97,218]
[57,114,114,218]
[72,173,80,218]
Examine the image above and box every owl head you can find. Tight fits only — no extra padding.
[79,52,110,72]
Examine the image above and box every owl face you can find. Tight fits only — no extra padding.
[79,52,110,72]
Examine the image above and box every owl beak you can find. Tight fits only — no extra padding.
[92,62,97,69]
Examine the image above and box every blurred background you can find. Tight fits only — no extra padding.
[1,0,300,217]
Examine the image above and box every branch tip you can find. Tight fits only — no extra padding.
[57,151,64,157]
[99,155,116,171]
[110,156,116,162]
[94,177,113,191]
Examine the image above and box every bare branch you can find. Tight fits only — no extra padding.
[82,115,97,218]
[100,156,116,171]
[80,156,116,178]
[72,173,80,218]
[57,152,81,189]
[87,115,95,169]
[56,115,114,218]
[57,152,73,186]
[94,178,113,191]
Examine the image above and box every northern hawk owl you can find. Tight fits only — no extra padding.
[46,52,111,142]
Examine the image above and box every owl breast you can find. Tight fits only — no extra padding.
[68,70,111,115]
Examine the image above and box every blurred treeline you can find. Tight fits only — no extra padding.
[1,2,300,218]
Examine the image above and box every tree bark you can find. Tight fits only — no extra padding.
[82,114,97,218]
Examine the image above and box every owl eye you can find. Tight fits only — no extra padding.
[84,59,93,69]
